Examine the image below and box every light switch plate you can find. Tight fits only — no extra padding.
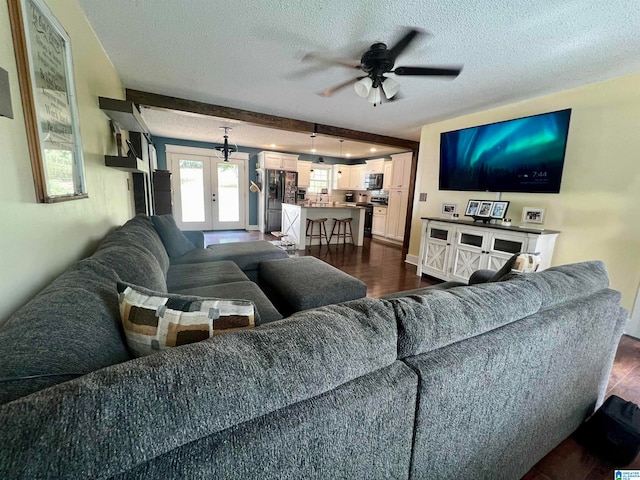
[419,193,428,202]
[0,67,13,119]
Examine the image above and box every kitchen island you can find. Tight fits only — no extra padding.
[281,203,366,250]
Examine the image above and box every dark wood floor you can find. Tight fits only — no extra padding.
[204,230,440,297]
[204,230,640,478]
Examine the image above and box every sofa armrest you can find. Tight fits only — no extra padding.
[182,230,205,248]
[468,269,496,285]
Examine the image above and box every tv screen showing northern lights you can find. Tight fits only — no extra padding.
[439,109,571,193]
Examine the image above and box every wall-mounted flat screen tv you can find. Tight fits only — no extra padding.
[439,108,572,193]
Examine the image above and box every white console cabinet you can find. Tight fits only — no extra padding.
[417,218,560,282]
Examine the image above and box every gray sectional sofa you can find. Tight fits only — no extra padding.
[0,214,628,479]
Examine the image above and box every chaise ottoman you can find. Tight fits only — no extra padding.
[170,241,289,282]
[259,256,367,315]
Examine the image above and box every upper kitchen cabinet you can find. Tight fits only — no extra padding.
[350,164,366,190]
[365,158,385,174]
[333,164,351,190]
[258,151,299,171]
[390,152,413,189]
[382,161,393,189]
[297,160,312,187]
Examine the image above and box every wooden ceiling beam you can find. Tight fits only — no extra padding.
[125,89,419,151]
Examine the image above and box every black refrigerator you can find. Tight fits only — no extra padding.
[264,169,298,233]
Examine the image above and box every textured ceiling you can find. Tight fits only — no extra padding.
[78,0,640,141]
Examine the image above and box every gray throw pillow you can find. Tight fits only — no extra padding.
[151,215,196,258]
[490,253,520,282]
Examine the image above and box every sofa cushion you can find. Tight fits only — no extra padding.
[167,260,248,291]
[170,241,288,269]
[97,215,170,275]
[259,257,367,314]
[0,259,131,405]
[92,245,167,293]
[497,260,610,309]
[0,297,398,478]
[175,281,283,326]
[118,282,255,357]
[391,261,612,359]
[151,214,196,258]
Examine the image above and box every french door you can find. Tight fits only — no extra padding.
[169,151,247,231]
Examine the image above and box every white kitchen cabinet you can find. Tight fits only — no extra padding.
[333,164,351,190]
[372,206,387,236]
[348,164,364,190]
[258,151,299,171]
[390,152,412,189]
[382,161,393,189]
[297,161,312,187]
[417,218,560,282]
[385,189,409,241]
[365,158,385,174]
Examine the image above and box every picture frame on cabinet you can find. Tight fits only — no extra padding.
[490,201,510,220]
[465,200,481,217]
[442,203,457,215]
[477,201,494,217]
[522,207,545,224]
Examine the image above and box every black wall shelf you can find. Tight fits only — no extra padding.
[104,155,148,174]
[99,97,150,135]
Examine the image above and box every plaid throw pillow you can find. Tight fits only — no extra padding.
[117,282,254,357]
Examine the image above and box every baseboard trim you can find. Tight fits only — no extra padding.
[405,254,419,266]
[246,225,259,231]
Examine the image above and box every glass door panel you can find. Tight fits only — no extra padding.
[170,153,212,230]
[179,159,206,223]
[217,163,240,222]
[212,158,246,230]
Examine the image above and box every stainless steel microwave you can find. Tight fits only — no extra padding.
[364,173,383,190]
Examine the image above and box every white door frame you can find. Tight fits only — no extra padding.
[166,145,249,230]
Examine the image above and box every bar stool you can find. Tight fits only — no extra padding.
[329,217,354,245]
[306,218,329,249]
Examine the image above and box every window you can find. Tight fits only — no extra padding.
[307,167,332,194]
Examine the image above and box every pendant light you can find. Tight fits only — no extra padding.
[309,132,316,172]
[215,127,238,162]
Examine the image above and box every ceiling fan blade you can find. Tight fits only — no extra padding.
[319,76,365,97]
[393,66,462,77]
[388,28,422,60]
[302,52,362,70]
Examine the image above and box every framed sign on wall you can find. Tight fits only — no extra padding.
[8,0,87,203]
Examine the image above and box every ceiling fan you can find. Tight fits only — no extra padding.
[304,28,462,106]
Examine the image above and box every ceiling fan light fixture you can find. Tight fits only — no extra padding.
[381,77,400,99]
[354,77,373,98]
[366,86,382,106]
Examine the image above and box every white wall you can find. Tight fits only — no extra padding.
[0,0,132,324]
[409,73,640,334]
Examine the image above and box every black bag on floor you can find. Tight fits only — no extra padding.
[577,395,640,465]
